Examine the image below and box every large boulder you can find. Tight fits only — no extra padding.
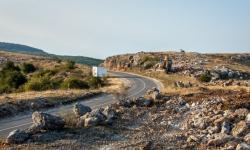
[232,121,249,137]
[73,103,92,117]
[32,111,65,130]
[6,129,29,144]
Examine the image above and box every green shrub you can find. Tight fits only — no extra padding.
[199,72,212,82]
[143,61,155,69]
[87,76,104,88]
[0,62,27,93]
[21,63,36,73]
[24,76,60,91]
[33,69,57,78]
[61,77,89,89]
[2,61,20,72]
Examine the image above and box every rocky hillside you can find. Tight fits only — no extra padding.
[104,51,250,91]
[0,42,103,66]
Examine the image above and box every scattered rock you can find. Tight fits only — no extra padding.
[236,143,250,150]
[235,108,249,120]
[134,97,152,107]
[246,113,250,124]
[6,129,29,144]
[207,133,235,146]
[224,141,238,150]
[244,133,250,144]
[118,98,133,108]
[187,135,199,143]
[73,103,92,117]
[221,121,232,134]
[84,116,99,127]
[232,121,249,137]
[145,87,161,101]
[81,109,107,127]
[102,105,117,120]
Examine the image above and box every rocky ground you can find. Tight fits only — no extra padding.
[1,87,249,150]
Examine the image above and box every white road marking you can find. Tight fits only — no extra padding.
[0,122,32,132]
[128,78,146,98]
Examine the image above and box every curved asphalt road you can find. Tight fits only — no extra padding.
[0,71,158,138]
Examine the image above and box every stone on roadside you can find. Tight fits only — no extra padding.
[118,98,133,108]
[6,129,29,144]
[73,103,92,117]
[134,97,152,107]
[81,109,107,127]
[84,116,99,127]
[32,111,65,130]
[102,105,117,120]
[145,87,161,101]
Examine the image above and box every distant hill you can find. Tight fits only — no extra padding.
[0,42,103,66]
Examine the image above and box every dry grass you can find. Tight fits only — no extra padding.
[206,85,250,92]
[101,76,130,95]
[126,69,250,95]
[59,110,78,127]
[0,89,98,104]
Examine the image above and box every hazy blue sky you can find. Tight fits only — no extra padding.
[0,0,249,58]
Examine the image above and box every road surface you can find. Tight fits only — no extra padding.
[0,71,158,138]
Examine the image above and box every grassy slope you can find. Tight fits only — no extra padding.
[0,42,103,66]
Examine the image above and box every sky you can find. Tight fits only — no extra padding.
[0,0,249,59]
